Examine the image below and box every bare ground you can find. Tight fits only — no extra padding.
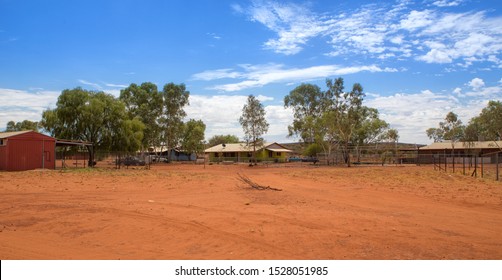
[0,164,501,259]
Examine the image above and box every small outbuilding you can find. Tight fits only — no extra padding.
[0,130,56,171]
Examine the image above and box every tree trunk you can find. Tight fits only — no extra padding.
[252,140,257,165]
[344,143,351,167]
[86,145,95,167]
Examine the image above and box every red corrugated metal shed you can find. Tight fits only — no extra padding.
[0,130,56,171]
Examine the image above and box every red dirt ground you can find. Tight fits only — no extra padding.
[1,164,501,259]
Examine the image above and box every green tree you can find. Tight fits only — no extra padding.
[284,83,325,144]
[385,128,399,164]
[475,100,502,141]
[239,95,269,164]
[427,112,465,171]
[113,117,145,154]
[426,128,443,143]
[119,82,162,150]
[464,100,502,151]
[352,107,390,162]
[5,120,40,132]
[386,128,399,145]
[161,83,190,153]
[284,78,391,166]
[207,134,240,147]
[427,112,465,143]
[181,119,206,160]
[441,112,464,143]
[41,87,144,166]
[324,78,365,167]
[304,143,322,157]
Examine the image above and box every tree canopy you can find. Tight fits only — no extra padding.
[119,82,162,150]
[4,120,40,132]
[284,78,392,166]
[161,83,190,153]
[207,134,240,147]
[426,101,501,150]
[180,119,206,157]
[284,83,325,143]
[239,95,269,163]
[41,87,144,165]
[464,100,502,141]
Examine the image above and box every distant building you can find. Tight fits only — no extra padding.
[204,142,292,163]
[148,147,197,161]
[418,141,502,164]
[0,130,56,171]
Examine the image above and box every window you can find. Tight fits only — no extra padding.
[0,139,5,146]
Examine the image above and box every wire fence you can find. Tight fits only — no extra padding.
[55,149,154,170]
[53,145,501,181]
[420,151,501,181]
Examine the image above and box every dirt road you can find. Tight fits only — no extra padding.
[1,164,501,259]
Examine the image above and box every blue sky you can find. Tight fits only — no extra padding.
[1,0,501,144]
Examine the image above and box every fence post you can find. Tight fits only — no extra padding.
[474,156,477,178]
[496,152,499,181]
[463,155,465,175]
[481,154,484,178]
[444,149,447,172]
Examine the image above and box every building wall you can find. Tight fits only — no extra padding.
[0,132,55,171]
[208,151,251,162]
[0,145,7,170]
[208,150,288,162]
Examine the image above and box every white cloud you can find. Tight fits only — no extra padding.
[78,79,102,90]
[390,36,404,45]
[105,83,128,88]
[418,49,452,63]
[0,88,60,129]
[206,32,221,40]
[185,94,292,142]
[239,1,502,68]
[191,69,243,81]
[244,0,327,55]
[256,95,274,102]
[193,63,398,92]
[366,78,501,144]
[468,78,485,90]
[432,0,462,7]
[400,10,434,30]
[78,80,126,97]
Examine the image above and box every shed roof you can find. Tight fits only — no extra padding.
[419,141,502,150]
[0,130,55,140]
[0,130,33,138]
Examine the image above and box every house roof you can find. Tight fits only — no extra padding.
[205,143,254,153]
[419,141,502,150]
[205,142,293,153]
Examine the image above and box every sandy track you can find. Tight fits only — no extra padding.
[1,164,501,259]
